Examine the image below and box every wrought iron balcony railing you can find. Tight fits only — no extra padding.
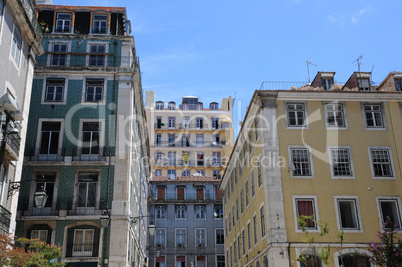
[154,159,221,168]
[154,141,223,148]
[154,123,223,130]
[35,54,135,69]
[0,133,21,160]
[153,193,220,202]
[0,205,11,233]
[72,147,109,162]
[29,148,65,162]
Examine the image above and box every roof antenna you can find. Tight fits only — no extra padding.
[370,65,375,84]
[351,54,363,73]
[306,61,317,83]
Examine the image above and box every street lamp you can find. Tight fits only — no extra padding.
[130,215,156,237]
[8,180,48,208]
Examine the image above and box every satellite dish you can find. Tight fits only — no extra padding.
[289,162,296,171]
[214,211,218,218]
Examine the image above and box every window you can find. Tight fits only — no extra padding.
[167,151,176,165]
[0,0,3,30]
[168,102,175,110]
[290,148,312,177]
[11,26,22,66]
[92,14,108,34]
[240,189,244,214]
[196,188,204,200]
[325,103,346,128]
[196,134,204,147]
[257,157,263,187]
[176,205,186,219]
[245,180,250,206]
[228,211,231,232]
[182,170,190,177]
[177,187,185,200]
[236,197,239,220]
[395,78,402,92]
[89,44,106,66]
[85,79,104,102]
[40,122,61,155]
[195,206,205,219]
[242,229,246,255]
[155,102,164,110]
[177,256,186,267]
[156,256,165,267]
[234,240,237,263]
[196,255,205,267]
[215,188,222,200]
[155,169,162,177]
[73,229,94,257]
[35,174,55,208]
[196,152,204,166]
[363,104,384,128]
[247,222,251,250]
[213,170,221,179]
[155,134,162,146]
[248,131,253,154]
[251,169,256,198]
[55,13,71,32]
[168,117,175,129]
[300,255,322,267]
[260,206,266,237]
[168,169,176,180]
[330,148,353,177]
[45,79,65,102]
[196,229,206,245]
[51,44,68,66]
[322,78,333,90]
[212,152,221,166]
[196,118,203,129]
[370,148,394,177]
[157,187,165,200]
[232,205,235,226]
[339,254,370,267]
[254,117,260,140]
[196,102,203,110]
[336,198,360,230]
[217,255,225,267]
[81,122,100,155]
[296,199,316,229]
[378,198,401,229]
[211,117,219,129]
[214,205,223,218]
[156,206,165,219]
[238,235,241,260]
[176,229,186,246]
[216,229,224,244]
[286,103,306,127]
[77,173,97,208]
[182,135,190,147]
[358,78,370,91]
[167,134,175,147]
[253,215,258,245]
[31,230,48,242]
[156,229,165,246]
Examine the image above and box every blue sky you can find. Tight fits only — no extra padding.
[53,0,402,132]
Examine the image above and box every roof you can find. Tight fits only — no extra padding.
[37,4,126,12]
[151,176,220,183]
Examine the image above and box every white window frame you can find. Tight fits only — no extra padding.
[253,212,258,246]
[92,13,108,34]
[10,25,22,69]
[42,77,68,105]
[31,229,48,243]
[195,228,207,247]
[49,41,70,66]
[77,119,105,156]
[86,41,108,67]
[285,102,309,129]
[35,119,65,156]
[72,229,94,257]
[155,205,166,220]
[292,195,320,233]
[175,228,186,247]
[362,103,386,130]
[259,202,266,239]
[376,196,402,231]
[81,78,106,105]
[368,146,396,180]
[288,145,315,179]
[334,196,363,233]
[155,228,166,246]
[175,205,186,220]
[215,228,224,245]
[323,102,348,129]
[328,146,355,179]
[54,12,72,33]
[195,205,206,220]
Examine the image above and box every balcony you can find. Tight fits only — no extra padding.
[154,141,224,148]
[29,148,65,163]
[72,147,109,163]
[0,133,21,161]
[154,159,222,168]
[35,54,135,70]
[0,205,11,233]
[154,123,224,131]
[152,193,220,203]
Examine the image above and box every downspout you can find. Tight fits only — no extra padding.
[288,243,291,267]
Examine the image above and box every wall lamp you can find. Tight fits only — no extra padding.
[130,215,156,236]
[8,179,48,208]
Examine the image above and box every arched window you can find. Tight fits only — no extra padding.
[196,102,203,110]
[210,102,218,110]
[155,101,164,110]
[339,254,370,267]
[182,101,189,110]
[168,101,176,110]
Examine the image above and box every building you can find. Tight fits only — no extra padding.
[15,5,151,267]
[220,71,402,267]
[145,92,234,267]
[0,0,44,234]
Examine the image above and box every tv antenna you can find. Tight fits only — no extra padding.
[306,61,317,83]
[351,55,363,73]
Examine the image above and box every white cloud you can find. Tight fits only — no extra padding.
[328,6,372,25]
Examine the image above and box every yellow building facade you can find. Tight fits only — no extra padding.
[220,72,402,267]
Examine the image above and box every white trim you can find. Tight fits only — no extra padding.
[154,228,166,246]
[259,202,266,240]
[292,195,320,233]
[375,196,402,231]
[367,146,396,180]
[294,247,327,267]
[77,119,105,156]
[41,77,69,105]
[81,77,107,105]
[323,101,349,130]
[73,169,102,210]
[175,228,187,247]
[288,145,315,179]
[194,228,207,247]
[284,101,310,130]
[333,248,375,267]
[252,211,258,247]
[361,102,387,130]
[86,41,109,67]
[0,0,4,46]
[214,228,224,246]
[9,24,22,71]
[35,118,65,154]
[328,146,355,179]
[333,195,363,233]
[47,40,72,67]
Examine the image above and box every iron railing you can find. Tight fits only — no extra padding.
[153,193,219,201]
[0,205,11,233]
[35,55,134,69]
[29,148,65,162]
[154,159,221,167]
[19,0,45,48]
[72,147,109,162]
[154,141,224,148]
[0,133,21,159]
[154,123,226,130]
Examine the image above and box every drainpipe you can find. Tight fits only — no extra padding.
[288,243,291,267]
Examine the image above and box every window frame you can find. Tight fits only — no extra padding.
[155,229,166,246]
[83,78,105,104]
[215,228,224,245]
[32,173,57,209]
[54,12,72,33]
[78,119,105,158]
[10,25,22,68]
[292,195,320,233]
[328,146,355,179]
[72,228,95,257]
[43,78,66,104]
[195,228,207,247]
[361,103,386,130]
[368,146,396,179]
[334,196,363,233]
[155,205,166,220]
[195,205,206,220]
[285,102,309,129]
[92,13,108,34]
[175,228,186,247]
[87,42,108,68]
[175,205,187,220]
[288,145,315,179]
[323,102,348,129]
[76,172,99,209]
[36,119,64,157]
[376,196,402,231]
